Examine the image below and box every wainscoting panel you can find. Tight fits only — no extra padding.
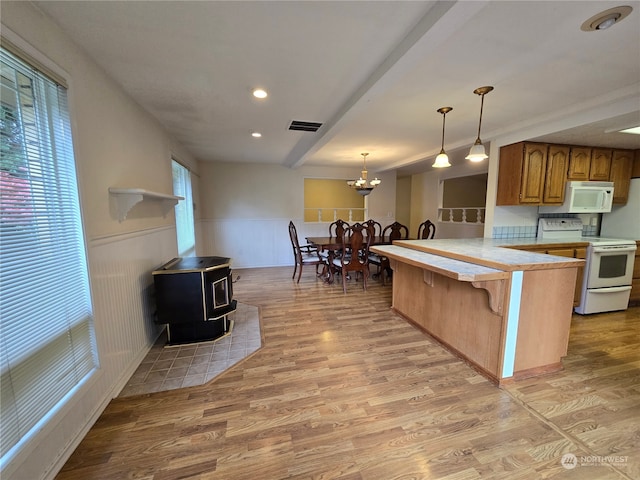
[198,218,384,268]
[89,226,177,393]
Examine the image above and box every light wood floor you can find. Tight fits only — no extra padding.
[56,266,639,480]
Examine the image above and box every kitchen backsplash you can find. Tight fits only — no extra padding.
[492,225,537,239]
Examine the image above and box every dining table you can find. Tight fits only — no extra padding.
[305,235,399,284]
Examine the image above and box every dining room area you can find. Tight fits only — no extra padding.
[290,217,437,292]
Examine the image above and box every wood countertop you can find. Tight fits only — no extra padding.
[390,238,585,272]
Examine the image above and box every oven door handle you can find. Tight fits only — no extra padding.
[588,285,632,293]
[591,245,637,254]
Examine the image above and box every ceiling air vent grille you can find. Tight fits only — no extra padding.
[288,120,323,132]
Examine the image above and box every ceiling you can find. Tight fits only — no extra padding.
[33,1,640,176]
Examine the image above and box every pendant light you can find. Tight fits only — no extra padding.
[466,86,494,162]
[432,107,452,168]
[347,153,381,196]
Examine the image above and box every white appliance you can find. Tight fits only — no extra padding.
[539,181,614,214]
[537,218,636,314]
[601,178,640,239]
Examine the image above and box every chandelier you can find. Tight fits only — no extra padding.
[347,152,381,196]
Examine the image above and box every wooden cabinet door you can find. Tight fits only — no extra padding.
[497,142,525,205]
[520,143,547,204]
[609,150,633,204]
[590,148,612,181]
[633,150,640,178]
[543,145,569,203]
[568,147,591,180]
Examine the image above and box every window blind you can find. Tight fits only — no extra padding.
[0,47,97,465]
[172,160,195,257]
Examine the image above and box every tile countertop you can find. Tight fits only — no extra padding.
[370,244,509,283]
[391,238,586,272]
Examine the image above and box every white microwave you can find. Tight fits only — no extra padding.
[539,181,614,214]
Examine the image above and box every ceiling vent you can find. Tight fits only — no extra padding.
[288,120,323,132]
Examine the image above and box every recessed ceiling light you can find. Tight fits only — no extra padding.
[619,126,640,135]
[252,88,268,99]
[251,132,262,138]
[581,6,632,31]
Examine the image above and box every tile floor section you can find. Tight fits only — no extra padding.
[118,302,261,397]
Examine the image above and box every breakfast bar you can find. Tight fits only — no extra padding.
[371,239,585,385]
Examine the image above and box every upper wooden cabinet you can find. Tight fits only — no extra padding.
[567,147,592,180]
[590,148,612,181]
[568,147,613,182]
[633,150,640,178]
[609,149,634,204]
[499,142,635,206]
[544,145,570,204]
[497,142,568,205]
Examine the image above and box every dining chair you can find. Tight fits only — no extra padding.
[370,221,409,285]
[329,219,350,238]
[417,219,436,239]
[288,221,324,283]
[383,221,409,241]
[322,219,351,261]
[331,222,372,293]
[364,219,382,239]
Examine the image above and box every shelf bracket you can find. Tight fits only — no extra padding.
[471,279,505,315]
[109,188,183,222]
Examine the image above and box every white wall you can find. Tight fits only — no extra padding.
[196,161,396,268]
[395,176,412,227]
[1,3,199,479]
[409,151,488,239]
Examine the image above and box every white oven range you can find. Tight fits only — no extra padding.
[538,218,637,315]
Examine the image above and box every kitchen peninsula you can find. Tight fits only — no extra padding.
[370,239,585,385]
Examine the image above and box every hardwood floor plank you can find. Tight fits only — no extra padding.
[55,267,639,480]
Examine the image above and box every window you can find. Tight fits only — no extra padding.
[0,47,96,464]
[172,159,195,256]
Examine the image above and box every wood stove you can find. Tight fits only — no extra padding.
[152,256,237,345]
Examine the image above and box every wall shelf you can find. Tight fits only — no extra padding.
[109,188,183,222]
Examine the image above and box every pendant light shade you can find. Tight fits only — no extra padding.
[433,107,452,168]
[466,86,493,162]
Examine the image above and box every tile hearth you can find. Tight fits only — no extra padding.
[118,302,261,397]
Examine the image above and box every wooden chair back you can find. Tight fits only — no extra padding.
[288,221,302,259]
[417,219,436,239]
[329,219,350,238]
[288,221,323,283]
[382,221,409,241]
[335,222,372,293]
[364,219,382,239]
